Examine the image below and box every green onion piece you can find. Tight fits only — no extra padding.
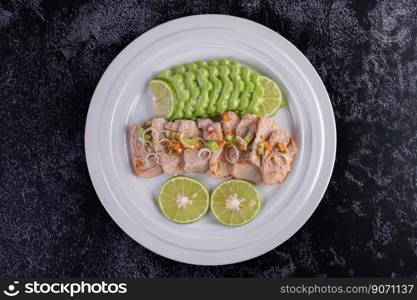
[225,134,240,146]
[257,140,265,155]
[244,132,254,144]
[181,137,199,148]
[204,140,220,152]
[138,127,151,141]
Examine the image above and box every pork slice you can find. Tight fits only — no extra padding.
[197,118,213,130]
[249,117,277,166]
[183,149,210,173]
[152,118,167,155]
[164,120,181,131]
[261,136,298,184]
[209,149,233,178]
[268,129,289,145]
[203,122,223,141]
[234,114,258,151]
[158,120,188,175]
[129,124,162,178]
[221,111,240,134]
[178,120,200,137]
[261,152,290,184]
[161,154,185,176]
[151,118,167,141]
[231,152,263,184]
[287,137,298,161]
[236,114,258,137]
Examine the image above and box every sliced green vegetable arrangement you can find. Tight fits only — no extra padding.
[150,59,284,120]
[157,176,261,226]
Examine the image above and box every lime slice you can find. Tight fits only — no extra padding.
[210,179,261,226]
[149,79,175,119]
[158,176,209,224]
[257,76,284,116]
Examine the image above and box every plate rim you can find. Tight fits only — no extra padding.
[85,14,337,265]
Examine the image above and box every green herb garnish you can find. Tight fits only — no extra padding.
[257,140,265,155]
[138,127,151,141]
[204,140,220,152]
[244,132,254,144]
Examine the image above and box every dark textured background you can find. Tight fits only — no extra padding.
[1,0,417,277]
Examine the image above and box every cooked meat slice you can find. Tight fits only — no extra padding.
[164,120,181,131]
[287,137,298,160]
[130,114,298,183]
[223,144,240,163]
[249,117,277,166]
[232,152,263,184]
[268,128,289,146]
[261,152,289,184]
[261,135,298,184]
[183,149,209,173]
[234,114,258,151]
[202,119,228,177]
[209,149,233,178]
[178,120,200,137]
[161,154,185,176]
[236,114,258,137]
[232,163,263,184]
[235,137,248,151]
[151,118,167,141]
[197,118,213,130]
[156,120,191,176]
[129,124,162,178]
[221,111,240,134]
[203,122,223,141]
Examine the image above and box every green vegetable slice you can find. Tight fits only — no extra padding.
[238,66,254,113]
[204,140,220,152]
[181,136,200,148]
[244,132,254,144]
[216,63,233,113]
[247,72,264,115]
[257,140,265,155]
[137,127,151,141]
[194,68,213,117]
[207,63,222,117]
[228,61,244,110]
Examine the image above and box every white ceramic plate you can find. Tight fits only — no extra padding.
[85,15,336,265]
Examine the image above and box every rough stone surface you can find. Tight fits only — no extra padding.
[1,0,416,277]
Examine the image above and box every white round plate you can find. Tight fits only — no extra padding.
[85,15,336,265]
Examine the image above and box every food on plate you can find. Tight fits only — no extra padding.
[149,79,175,119]
[210,179,261,226]
[129,123,163,178]
[132,59,296,226]
[257,76,284,116]
[158,176,209,223]
[151,59,284,120]
[128,111,298,184]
